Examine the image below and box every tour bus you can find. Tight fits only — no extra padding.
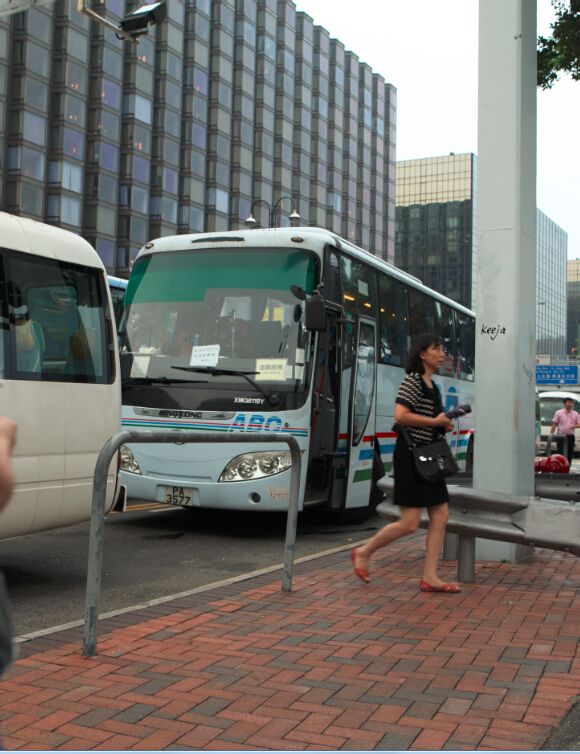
[537,390,580,455]
[0,212,121,539]
[107,275,128,325]
[117,227,475,521]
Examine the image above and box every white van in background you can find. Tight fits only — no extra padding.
[0,212,121,540]
[538,390,580,456]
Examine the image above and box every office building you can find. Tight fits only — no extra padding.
[396,153,477,309]
[0,0,396,275]
[567,259,580,356]
[396,153,567,359]
[536,209,567,358]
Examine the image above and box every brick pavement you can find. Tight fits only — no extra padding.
[0,535,578,750]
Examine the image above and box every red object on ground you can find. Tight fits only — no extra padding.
[534,453,570,474]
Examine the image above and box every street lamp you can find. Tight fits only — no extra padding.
[244,196,301,229]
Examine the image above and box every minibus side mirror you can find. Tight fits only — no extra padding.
[304,291,326,332]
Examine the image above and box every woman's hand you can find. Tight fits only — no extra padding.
[434,412,454,432]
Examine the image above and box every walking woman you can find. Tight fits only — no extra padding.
[351,333,460,592]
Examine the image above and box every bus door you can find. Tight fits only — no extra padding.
[306,309,342,504]
[341,318,377,510]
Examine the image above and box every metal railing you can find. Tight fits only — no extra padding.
[83,430,301,657]
[376,477,579,582]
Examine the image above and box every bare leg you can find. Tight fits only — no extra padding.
[354,507,421,573]
[423,503,457,587]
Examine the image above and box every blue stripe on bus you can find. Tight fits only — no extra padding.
[121,418,309,436]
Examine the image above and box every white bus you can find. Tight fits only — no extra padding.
[117,227,475,521]
[107,275,128,325]
[537,390,580,455]
[0,212,121,539]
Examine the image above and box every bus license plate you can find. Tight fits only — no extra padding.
[164,486,193,506]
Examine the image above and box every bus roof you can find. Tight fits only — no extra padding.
[107,275,128,288]
[136,226,474,317]
[538,390,579,400]
[0,211,104,269]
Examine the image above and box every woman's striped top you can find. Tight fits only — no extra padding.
[395,372,443,446]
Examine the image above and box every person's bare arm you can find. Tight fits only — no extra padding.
[395,403,453,432]
[0,418,17,512]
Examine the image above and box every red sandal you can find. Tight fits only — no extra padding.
[419,579,461,593]
[351,548,370,584]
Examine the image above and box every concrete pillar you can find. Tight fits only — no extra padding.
[474,0,537,563]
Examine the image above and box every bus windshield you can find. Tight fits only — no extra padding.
[119,247,318,407]
[539,395,579,425]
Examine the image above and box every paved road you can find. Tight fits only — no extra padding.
[5,461,580,637]
[1,503,384,636]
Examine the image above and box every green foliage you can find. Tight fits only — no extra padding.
[537,0,580,88]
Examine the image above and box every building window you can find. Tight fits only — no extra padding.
[63,127,84,160]
[100,142,119,172]
[133,155,150,184]
[23,111,46,146]
[26,41,49,76]
[96,238,115,269]
[101,79,122,110]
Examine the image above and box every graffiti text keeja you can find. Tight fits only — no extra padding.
[481,323,507,340]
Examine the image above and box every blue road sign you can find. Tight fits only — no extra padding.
[536,365,579,385]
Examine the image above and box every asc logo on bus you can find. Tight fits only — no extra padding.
[229,414,284,432]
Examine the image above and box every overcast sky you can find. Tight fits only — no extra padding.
[295,0,579,260]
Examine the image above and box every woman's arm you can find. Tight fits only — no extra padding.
[0,418,16,512]
[395,403,453,432]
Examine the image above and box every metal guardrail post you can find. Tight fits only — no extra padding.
[83,430,301,658]
[282,435,301,593]
[457,535,476,582]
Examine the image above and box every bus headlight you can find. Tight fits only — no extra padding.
[119,444,142,474]
[219,451,293,482]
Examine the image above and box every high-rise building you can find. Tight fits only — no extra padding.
[396,153,477,309]
[567,259,580,356]
[395,153,567,359]
[536,209,567,358]
[0,0,396,275]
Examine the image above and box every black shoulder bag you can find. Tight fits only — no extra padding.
[400,425,459,483]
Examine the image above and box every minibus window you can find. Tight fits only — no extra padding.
[6,252,111,383]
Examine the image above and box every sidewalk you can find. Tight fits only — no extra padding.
[0,534,578,751]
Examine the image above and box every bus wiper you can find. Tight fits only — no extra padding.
[171,365,281,407]
[123,376,207,386]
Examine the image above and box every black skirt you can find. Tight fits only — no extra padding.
[393,433,449,508]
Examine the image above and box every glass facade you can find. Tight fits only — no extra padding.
[536,209,566,358]
[0,0,397,273]
[395,153,476,309]
[396,154,567,359]
[566,260,580,357]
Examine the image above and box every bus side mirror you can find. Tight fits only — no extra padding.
[305,291,326,332]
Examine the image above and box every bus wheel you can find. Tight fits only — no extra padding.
[466,437,474,473]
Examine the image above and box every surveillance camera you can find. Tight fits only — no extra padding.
[119,0,167,37]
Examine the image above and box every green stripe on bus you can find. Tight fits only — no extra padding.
[353,468,373,483]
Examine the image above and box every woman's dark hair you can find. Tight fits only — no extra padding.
[405,333,444,374]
